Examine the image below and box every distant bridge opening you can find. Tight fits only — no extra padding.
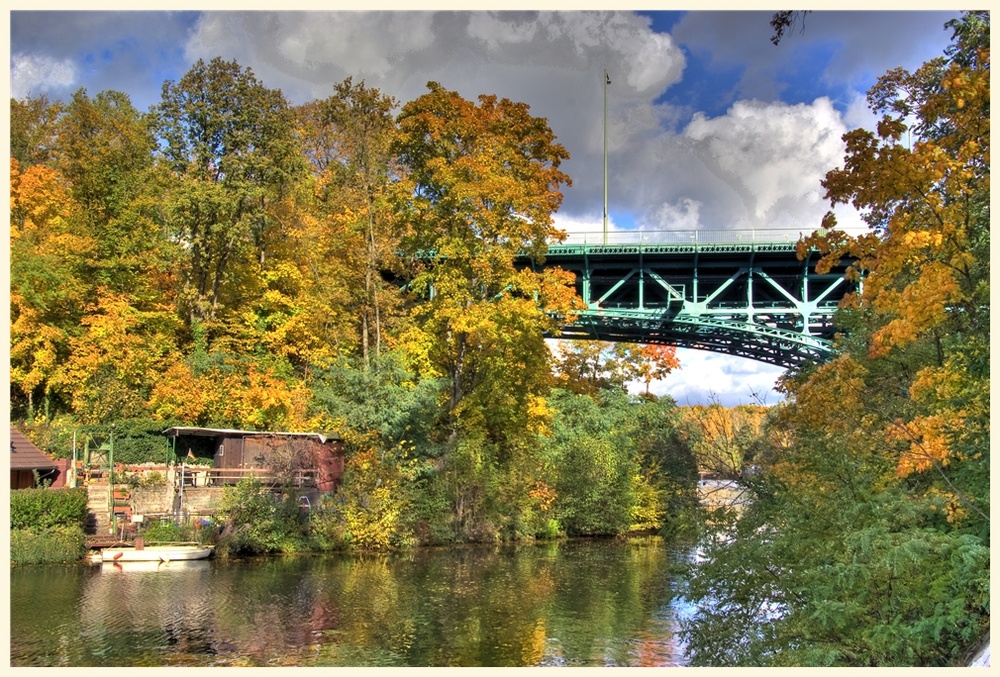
[520,229,855,370]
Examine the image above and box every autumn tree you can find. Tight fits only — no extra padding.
[56,89,176,299]
[798,9,989,503]
[394,81,577,439]
[552,340,679,396]
[10,95,63,168]
[682,12,989,666]
[681,402,767,478]
[51,290,182,424]
[148,354,316,431]
[154,57,307,331]
[9,159,93,419]
[390,82,578,540]
[295,78,407,367]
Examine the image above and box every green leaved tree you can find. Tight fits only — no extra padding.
[681,12,990,666]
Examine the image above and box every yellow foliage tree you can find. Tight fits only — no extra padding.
[53,290,181,423]
[10,159,95,418]
[793,26,988,489]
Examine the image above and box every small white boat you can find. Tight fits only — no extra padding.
[99,544,213,564]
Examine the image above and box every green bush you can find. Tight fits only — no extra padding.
[11,526,86,565]
[407,472,456,545]
[104,418,179,465]
[122,469,168,490]
[141,518,194,544]
[306,496,351,552]
[10,487,89,531]
[333,450,417,550]
[215,475,307,557]
[537,518,562,540]
[544,392,636,536]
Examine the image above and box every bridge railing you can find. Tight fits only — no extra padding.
[555,228,812,245]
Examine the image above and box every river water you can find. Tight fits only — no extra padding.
[10,536,696,667]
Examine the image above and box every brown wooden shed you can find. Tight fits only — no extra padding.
[10,427,60,489]
[162,427,345,491]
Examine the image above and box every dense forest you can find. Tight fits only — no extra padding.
[10,48,699,544]
[9,10,988,666]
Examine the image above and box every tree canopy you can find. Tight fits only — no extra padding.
[682,11,989,666]
[10,62,694,551]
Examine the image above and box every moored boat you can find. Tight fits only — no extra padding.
[98,544,213,564]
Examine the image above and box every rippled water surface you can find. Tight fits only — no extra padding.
[11,537,693,667]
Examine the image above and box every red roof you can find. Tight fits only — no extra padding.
[10,427,57,470]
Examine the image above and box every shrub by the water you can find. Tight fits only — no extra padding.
[10,487,89,565]
[214,475,308,557]
[141,517,196,544]
[11,526,87,565]
[10,487,89,531]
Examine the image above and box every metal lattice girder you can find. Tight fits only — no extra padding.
[520,232,856,369]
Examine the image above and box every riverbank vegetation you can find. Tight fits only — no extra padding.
[680,12,990,667]
[10,487,89,564]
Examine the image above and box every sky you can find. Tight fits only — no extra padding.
[6,6,962,406]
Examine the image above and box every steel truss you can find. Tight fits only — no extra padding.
[527,239,854,369]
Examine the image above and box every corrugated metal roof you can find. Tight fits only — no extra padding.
[10,427,58,470]
[161,426,340,443]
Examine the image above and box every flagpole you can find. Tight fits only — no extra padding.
[603,69,610,245]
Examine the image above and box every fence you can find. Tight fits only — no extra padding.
[176,465,319,489]
[556,228,812,245]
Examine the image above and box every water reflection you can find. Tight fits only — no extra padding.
[11,537,691,667]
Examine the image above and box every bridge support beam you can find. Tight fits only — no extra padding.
[528,238,855,369]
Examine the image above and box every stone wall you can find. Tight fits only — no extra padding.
[85,465,332,530]
[177,487,226,517]
[130,483,174,517]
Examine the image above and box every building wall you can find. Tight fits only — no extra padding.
[206,433,345,490]
[10,467,60,489]
[131,484,174,516]
[176,487,227,516]
[50,459,72,488]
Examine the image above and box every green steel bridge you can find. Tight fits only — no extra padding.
[521,229,855,370]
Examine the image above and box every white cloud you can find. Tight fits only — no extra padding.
[842,90,878,132]
[552,211,631,243]
[10,53,77,99]
[181,11,684,107]
[466,12,539,49]
[648,348,785,407]
[649,198,702,231]
[601,96,854,235]
[185,11,440,88]
[678,97,847,230]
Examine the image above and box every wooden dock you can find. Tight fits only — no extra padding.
[85,535,132,550]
